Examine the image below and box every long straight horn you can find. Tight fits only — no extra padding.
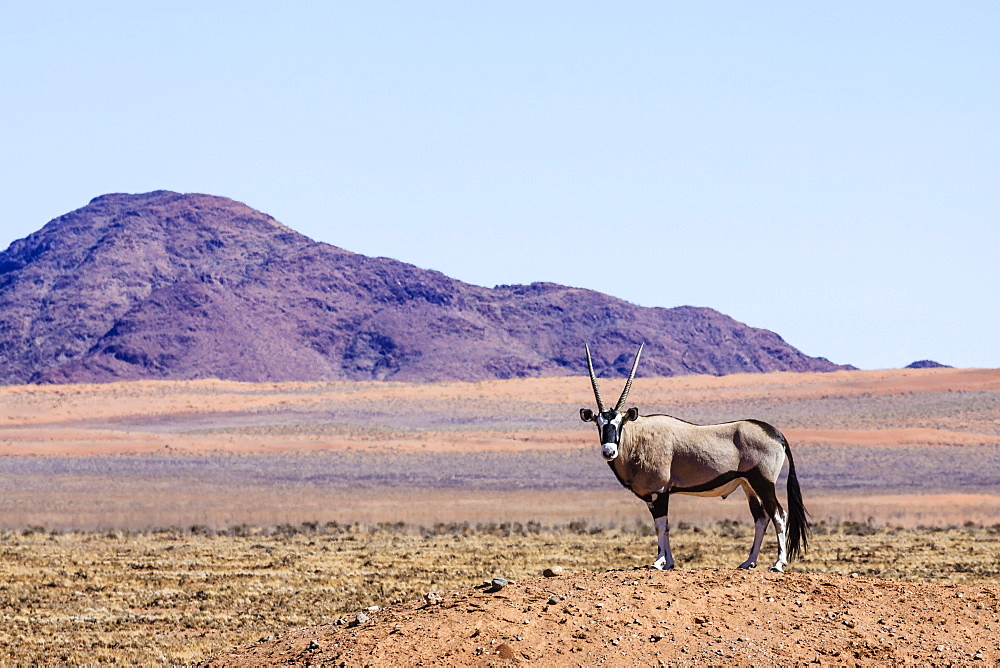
[614,343,644,411]
[585,344,607,413]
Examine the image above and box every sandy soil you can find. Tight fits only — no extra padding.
[2,367,999,456]
[202,568,1000,667]
[2,369,999,664]
[3,367,999,531]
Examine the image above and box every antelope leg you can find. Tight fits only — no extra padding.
[647,493,674,570]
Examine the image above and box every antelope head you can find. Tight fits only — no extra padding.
[580,343,643,461]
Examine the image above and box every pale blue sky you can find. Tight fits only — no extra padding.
[2,2,998,370]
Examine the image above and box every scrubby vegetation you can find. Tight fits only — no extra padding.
[1,521,997,664]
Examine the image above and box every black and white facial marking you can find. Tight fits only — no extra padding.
[580,407,639,461]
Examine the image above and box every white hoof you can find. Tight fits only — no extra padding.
[768,563,785,573]
[651,557,674,570]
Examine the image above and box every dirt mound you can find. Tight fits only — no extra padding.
[203,569,999,666]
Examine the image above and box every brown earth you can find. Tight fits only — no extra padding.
[1,368,999,664]
[2,367,999,531]
[204,568,1000,667]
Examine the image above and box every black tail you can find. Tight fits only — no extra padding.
[784,440,811,562]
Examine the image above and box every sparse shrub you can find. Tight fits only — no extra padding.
[842,520,879,536]
[421,521,471,538]
[619,519,653,536]
[680,546,704,563]
[273,523,300,538]
[145,526,184,540]
[715,518,745,539]
[189,524,213,537]
[227,523,254,537]
[373,521,407,535]
[474,522,499,536]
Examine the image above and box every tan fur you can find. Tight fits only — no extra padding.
[612,416,786,499]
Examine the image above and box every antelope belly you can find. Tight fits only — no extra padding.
[672,478,742,499]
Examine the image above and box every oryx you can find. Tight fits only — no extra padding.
[580,344,809,572]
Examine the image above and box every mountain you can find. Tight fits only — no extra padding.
[905,360,951,369]
[0,191,850,384]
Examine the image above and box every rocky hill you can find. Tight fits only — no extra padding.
[0,191,850,384]
[905,360,951,369]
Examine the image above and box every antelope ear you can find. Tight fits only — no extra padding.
[626,407,639,421]
[580,408,594,422]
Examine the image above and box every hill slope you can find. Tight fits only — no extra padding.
[0,191,849,384]
[202,569,998,666]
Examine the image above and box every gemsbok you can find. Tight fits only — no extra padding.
[580,344,810,572]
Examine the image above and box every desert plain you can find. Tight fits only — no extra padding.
[1,367,999,664]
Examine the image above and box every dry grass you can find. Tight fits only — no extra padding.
[1,521,998,665]
[1,370,999,663]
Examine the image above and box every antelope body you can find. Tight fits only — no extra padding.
[580,344,810,572]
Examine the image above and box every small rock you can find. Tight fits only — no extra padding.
[543,566,564,578]
[424,592,443,605]
[307,640,320,651]
[547,595,561,605]
[491,577,509,590]
[367,605,381,612]
[497,643,516,660]
[354,612,369,626]
[936,645,946,652]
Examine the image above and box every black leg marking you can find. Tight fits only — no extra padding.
[744,468,784,520]
[646,492,669,519]
[747,494,766,524]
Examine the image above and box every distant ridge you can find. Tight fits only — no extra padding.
[0,191,852,384]
[905,360,952,369]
